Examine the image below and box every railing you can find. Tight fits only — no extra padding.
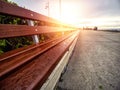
[0,0,79,90]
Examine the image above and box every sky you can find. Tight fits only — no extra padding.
[11,0,120,29]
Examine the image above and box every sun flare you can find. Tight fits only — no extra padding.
[58,2,81,24]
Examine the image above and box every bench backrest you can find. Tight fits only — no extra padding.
[0,0,77,39]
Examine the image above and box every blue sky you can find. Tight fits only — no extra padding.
[11,0,120,29]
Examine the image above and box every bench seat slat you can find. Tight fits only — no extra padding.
[0,31,79,90]
[0,31,78,78]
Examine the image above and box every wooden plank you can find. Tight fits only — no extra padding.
[0,31,79,90]
[0,24,76,38]
[0,31,78,78]
[41,36,78,90]
[0,0,59,24]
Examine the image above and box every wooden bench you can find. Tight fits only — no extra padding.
[0,1,79,90]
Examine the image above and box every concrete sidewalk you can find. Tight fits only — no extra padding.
[56,30,120,90]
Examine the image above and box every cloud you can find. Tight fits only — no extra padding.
[80,0,120,18]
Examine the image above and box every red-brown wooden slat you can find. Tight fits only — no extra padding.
[0,31,76,78]
[0,0,60,24]
[0,31,79,90]
[0,24,76,38]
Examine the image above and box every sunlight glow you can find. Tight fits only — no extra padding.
[51,1,83,25]
[60,3,80,24]
[12,0,120,29]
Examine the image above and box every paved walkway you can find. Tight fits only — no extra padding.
[56,30,120,90]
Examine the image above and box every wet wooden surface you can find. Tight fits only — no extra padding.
[56,30,120,90]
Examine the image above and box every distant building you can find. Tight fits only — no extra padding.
[93,26,98,30]
[83,26,98,30]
